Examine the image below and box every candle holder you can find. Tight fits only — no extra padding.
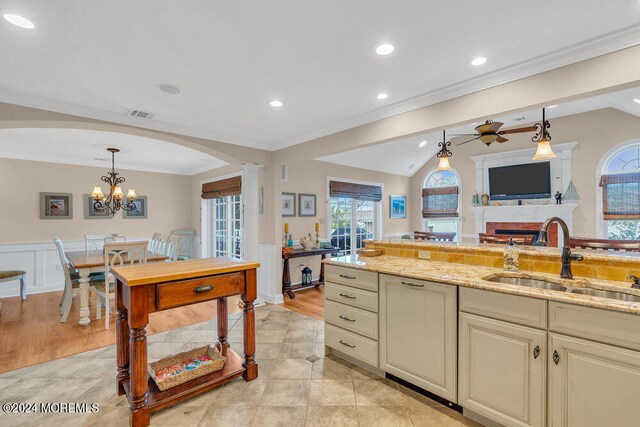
[315,231,320,249]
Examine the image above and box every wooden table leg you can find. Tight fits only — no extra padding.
[216,297,229,356]
[282,257,295,299]
[242,269,258,381]
[317,254,327,288]
[78,268,91,326]
[116,280,129,396]
[128,286,150,427]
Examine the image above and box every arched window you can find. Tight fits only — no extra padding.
[599,143,640,240]
[422,169,461,239]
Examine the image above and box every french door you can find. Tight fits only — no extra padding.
[208,195,242,258]
[329,196,377,256]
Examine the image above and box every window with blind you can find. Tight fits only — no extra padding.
[329,180,381,256]
[202,176,243,258]
[422,170,460,236]
[600,144,640,240]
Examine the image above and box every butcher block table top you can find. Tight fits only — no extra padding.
[111,257,260,286]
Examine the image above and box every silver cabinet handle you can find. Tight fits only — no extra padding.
[193,285,213,293]
[339,315,355,322]
[553,350,560,365]
[339,340,356,348]
[402,281,424,288]
[533,345,540,359]
[340,274,356,280]
[339,293,356,299]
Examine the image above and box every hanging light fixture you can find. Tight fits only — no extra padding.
[532,108,556,160]
[436,130,453,171]
[90,148,138,216]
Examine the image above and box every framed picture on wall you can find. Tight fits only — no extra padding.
[40,192,73,219]
[389,195,406,219]
[83,194,111,219]
[123,196,147,219]
[298,193,317,217]
[282,192,296,217]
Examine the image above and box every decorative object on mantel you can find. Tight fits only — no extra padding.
[554,191,563,205]
[563,180,580,200]
[148,345,226,391]
[472,192,480,207]
[282,192,296,217]
[90,148,139,216]
[298,193,317,217]
[481,194,490,206]
[532,108,556,160]
[436,130,453,171]
[389,195,407,218]
[40,192,73,219]
[357,248,383,257]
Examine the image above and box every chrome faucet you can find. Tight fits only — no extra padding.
[538,217,584,279]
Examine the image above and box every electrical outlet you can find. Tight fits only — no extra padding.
[418,250,430,260]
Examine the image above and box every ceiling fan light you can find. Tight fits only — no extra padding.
[533,138,556,160]
[437,156,452,171]
[480,134,497,145]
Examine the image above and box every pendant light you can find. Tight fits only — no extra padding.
[436,130,453,171]
[90,148,139,216]
[532,108,556,160]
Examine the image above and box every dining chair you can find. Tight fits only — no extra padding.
[0,271,27,313]
[85,234,126,251]
[104,234,126,245]
[96,241,148,330]
[569,237,640,252]
[164,234,182,262]
[150,233,169,254]
[171,229,195,260]
[54,238,101,323]
[414,231,457,242]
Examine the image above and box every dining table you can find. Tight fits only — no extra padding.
[66,249,169,326]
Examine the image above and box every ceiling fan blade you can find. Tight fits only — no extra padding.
[476,121,504,134]
[496,136,509,143]
[499,126,537,135]
[457,136,480,146]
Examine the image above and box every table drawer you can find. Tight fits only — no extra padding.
[325,300,378,340]
[325,265,378,292]
[325,282,378,312]
[459,287,547,329]
[156,272,244,310]
[325,323,378,367]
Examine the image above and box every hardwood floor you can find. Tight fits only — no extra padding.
[283,286,324,320]
[0,290,242,374]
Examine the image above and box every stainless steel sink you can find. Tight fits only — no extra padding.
[568,288,640,302]
[487,276,568,292]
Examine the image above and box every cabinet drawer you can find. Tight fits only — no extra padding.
[325,282,378,312]
[325,324,378,367]
[156,272,244,310]
[460,287,547,329]
[325,265,378,292]
[549,302,640,352]
[325,300,378,340]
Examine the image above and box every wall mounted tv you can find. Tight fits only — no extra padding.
[488,161,551,200]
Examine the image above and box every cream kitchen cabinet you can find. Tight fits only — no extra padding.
[459,312,546,427]
[379,274,457,402]
[548,333,640,427]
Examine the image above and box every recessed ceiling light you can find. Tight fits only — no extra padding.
[270,100,283,107]
[547,104,558,108]
[376,93,389,100]
[418,140,427,148]
[470,57,487,66]
[375,42,395,56]
[158,83,181,95]
[3,13,35,29]
[633,98,640,105]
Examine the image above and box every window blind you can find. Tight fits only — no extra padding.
[201,176,242,199]
[599,172,640,220]
[329,180,382,202]
[422,186,459,218]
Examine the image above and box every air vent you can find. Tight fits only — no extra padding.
[513,116,527,122]
[93,157,109,162]
[128,109,154,119]
[281,164,288,181]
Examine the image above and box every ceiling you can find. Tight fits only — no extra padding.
[0,128,227,175]
[317,86,640,176]
[1,1,640,151]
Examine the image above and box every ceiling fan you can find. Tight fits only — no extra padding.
[454,120,537,146]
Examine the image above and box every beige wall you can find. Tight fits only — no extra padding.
[0,158,192,243]
[410,108,640,238]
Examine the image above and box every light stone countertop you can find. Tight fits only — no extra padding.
[324,255,640,315]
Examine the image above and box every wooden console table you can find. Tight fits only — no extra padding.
[111,257,260,427]
[282,247,338,299]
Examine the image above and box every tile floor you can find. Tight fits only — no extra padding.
[0,304,481,426]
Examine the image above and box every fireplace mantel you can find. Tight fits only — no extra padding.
[470,203,578,246]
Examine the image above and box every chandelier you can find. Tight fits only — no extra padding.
[90,148,138,216]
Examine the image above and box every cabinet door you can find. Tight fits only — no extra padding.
[549,333,640,427]
[459,313,546,427]
[379,274,457,401]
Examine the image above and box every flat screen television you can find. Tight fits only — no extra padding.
[488,161,551,200]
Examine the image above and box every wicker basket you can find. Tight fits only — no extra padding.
[148,345,226,391]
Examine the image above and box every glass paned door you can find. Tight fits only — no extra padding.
[209,194,243,258]
[330,197,376,256]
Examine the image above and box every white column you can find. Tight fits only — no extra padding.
[242,163,261,263]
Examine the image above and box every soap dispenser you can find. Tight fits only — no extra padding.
[504,238,519,271]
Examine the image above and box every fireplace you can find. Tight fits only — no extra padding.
[486,222,559,247]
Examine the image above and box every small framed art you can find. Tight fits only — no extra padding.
[298,193,317,217]
[123,196,147,219]
[282,192,296,217]
[40,192,73,219]
[83,194,111,219]
[389,195,406,219]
